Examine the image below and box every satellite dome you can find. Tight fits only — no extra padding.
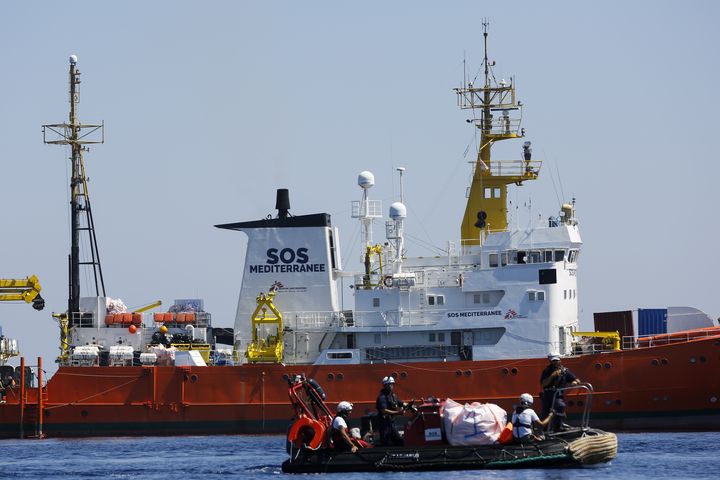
[69,55,78,65]
[358,171,375,189]
[389,202,407,219]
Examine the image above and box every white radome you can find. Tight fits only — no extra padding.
[358,171,375,189]
[389,202,407,219]
[69,55,78,65]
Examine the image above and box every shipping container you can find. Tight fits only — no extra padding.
[593,310,634,338]
[638,308,668,336]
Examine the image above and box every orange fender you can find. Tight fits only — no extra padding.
[288,417,326,450]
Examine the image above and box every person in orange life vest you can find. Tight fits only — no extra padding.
[332,401,358,452]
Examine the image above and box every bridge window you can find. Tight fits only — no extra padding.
[568,250,579,263]
[328,351,353,359]
[429,332,446,343]
[517,251,527,264]
[544,250,553,262]
[373,298,380,307]
[428,295,445,306]
[554,250,565,262]
[489,253,499,267]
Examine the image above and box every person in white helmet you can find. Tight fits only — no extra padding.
[332,401,358,452]
[512,393,554,443]
[540,353,580,431]
[375,376,409,446]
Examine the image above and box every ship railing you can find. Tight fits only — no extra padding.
[69,311,96,328]
[364,344,460,362]
[284,310,439,329]
[352,310,439,328]
[549,383,594,432]
[467,159,542,178]
[622,328,720,350]
[572,342,617,355]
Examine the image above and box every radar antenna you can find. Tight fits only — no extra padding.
[454,23,541,251]
[43,55,106,316]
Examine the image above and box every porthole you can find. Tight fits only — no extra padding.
[661,358,669,365]
[594,363,602,369]
[651,359,659,366]
[456,370,463,377]
[604,362,611,369]
[464,370,472,377]
[510,368,518,375]
[615,399,622,406]
[690,357,697,364]
[577,400,584,407]
[337,373,344,381]
[501,368,509,375]
[391,371,399,379]
[327,373,335,381]
[190,374,199,383]
[700,356,707,363]
[400,371,408,379]
[567,400,575,407]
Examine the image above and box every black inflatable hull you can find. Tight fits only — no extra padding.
[282,428,617,473]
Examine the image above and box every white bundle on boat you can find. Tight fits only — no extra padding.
[443,398,507,446]
[106,297,128,314]
[150,345,177,366]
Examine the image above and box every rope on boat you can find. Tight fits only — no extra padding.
[567,432,618,464]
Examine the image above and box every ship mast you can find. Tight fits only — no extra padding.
[43,55,105,316]
[454,21,539,251]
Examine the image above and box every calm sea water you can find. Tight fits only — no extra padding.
[1,432,718,479]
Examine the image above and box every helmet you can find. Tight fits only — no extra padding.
[336,401,353,413]
[382,376,395,385]
[520,393,534,405]
[159,325,169,334]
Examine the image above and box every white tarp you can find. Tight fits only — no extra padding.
[443,398,507,446]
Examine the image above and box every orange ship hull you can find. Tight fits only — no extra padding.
[1,334,719,438]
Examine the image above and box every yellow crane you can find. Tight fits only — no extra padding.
[1,275,45,364]
[0,275,45,310]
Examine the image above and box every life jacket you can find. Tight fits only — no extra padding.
[512,406,534,437]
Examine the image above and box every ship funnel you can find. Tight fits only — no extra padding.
[276,189,290,219]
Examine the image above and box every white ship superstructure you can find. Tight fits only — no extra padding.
[222,23,582,366]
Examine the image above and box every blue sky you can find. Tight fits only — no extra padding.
[2,1,719,370]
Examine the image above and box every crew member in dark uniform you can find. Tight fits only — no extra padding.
[375,376,406,446]
[540,353,580,431]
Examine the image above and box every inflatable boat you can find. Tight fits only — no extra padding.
[280,376,617,473]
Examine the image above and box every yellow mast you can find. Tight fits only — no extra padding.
[455,22,540,250]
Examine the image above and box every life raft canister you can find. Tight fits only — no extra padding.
[288,417,326,450]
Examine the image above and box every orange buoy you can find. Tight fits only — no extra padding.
[128,324,137,334]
